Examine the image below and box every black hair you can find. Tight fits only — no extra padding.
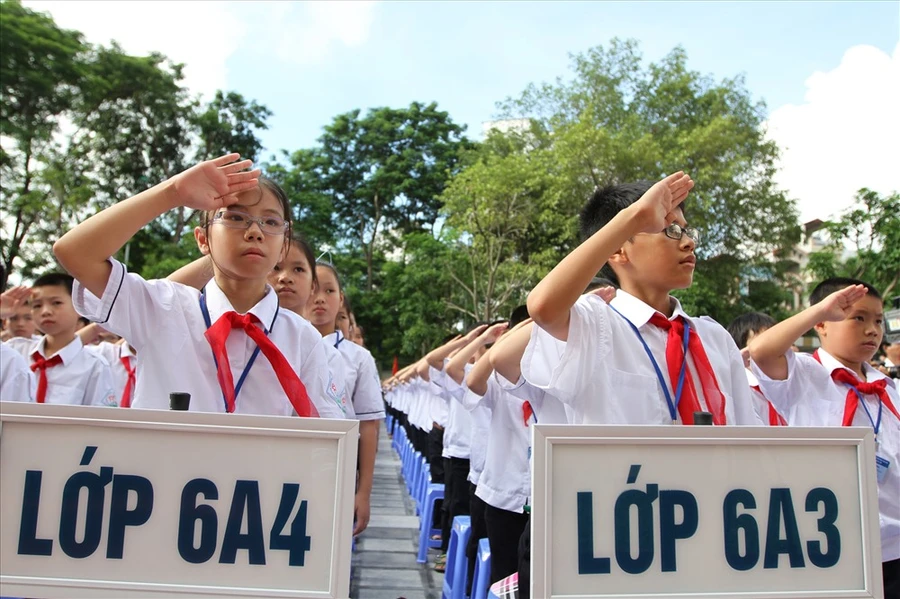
[579,181,653,286]
[32,272,74,296]
[810,277,881,306]
[579,180,690,286]
[586,276,618,293]
[727,312,777,349]
[509,304,530,328]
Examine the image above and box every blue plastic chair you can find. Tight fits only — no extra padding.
[471,537,492,599]
[415,466,431,516]
[416,483,445,563]
[442,515,472,599]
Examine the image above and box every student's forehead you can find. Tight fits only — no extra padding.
[852,294,884,315]
[31,285,67,299]
[233,188,284,216]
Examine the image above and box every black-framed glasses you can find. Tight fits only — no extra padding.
[210,209,288,236]
[663,223,701,245]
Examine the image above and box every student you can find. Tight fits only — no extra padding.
[0,283,36,401]
[726,311,786,426]
[4,273,116,406]
[6,301,37,341]
[53,154,343,418]
[524,173,760,426]
[749,278,899,593]
[307,262,384,535]
[1,342,35,402]
[87,337,139,408]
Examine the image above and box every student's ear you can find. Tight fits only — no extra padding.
[608,246,629,268]
[194,226,211,256]
[814,321,828,338]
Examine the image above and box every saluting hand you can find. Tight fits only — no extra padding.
[172,153,262,211]
[632,171,694,234]
[816,285,870,322]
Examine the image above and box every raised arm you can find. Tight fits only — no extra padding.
[527,172,693,341]
[424,324,489,369]
[489,319,534,384]
[465,347,496,397]
[446,322,508,384]
[749,285,868,380]
[167,256,215,290]
[54,154,260,297]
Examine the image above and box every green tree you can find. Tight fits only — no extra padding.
[195,90,272,163]
[0,1,273,284]
[806,188,900,300]
[440,143,558,321]
[497,39,801,322]
[312,102,470,289]
[0,0,87,287]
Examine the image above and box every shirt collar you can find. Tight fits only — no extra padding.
[203,280,279,332]
[34,335,83,365]
[324,330,342,348]
[816,348,895,388]
[608,290,691,329]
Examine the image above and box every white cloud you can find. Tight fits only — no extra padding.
[264,1,378,65]
[766,43,900,222]
[23,1,245,98]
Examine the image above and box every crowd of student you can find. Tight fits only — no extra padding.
[0,157,897,598]
[382,173,900,598]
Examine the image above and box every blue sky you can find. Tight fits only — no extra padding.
[226,1,899,155]
[24,1,900,220]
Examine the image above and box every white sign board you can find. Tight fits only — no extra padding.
[531,425,884,599]
[0,402,358,598]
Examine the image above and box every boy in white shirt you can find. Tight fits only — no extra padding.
[1,342,35,402]
[53,155,343,419]
[749,278,899,594]
[523,173,760,426]
[4,274,116,406]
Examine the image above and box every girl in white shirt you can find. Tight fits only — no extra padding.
[54,155,343,418]
[308,262,384,535]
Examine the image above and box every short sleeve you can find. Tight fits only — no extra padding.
[351,351,385,421]
[521,294,612,405]
[74,258,193,351]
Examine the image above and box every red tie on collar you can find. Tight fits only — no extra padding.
[204,311,319,417]
[120,355,136,408]
[813,350,900,426]
[523,401,534,427]
[751,385,787,426]
[30,353,62,404]
[648,313,727,425]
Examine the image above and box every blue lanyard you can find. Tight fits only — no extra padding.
[333,330,345,349]
[609,305,690,422]
[848,386,883,439]
[199,290,276,412]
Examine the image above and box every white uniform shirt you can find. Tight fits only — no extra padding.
[474,373,532,513]
[87,341,139,407]
[326,331,384,421]
[5,336,116,406]
[751,348,900,561]
[522,291,761,425]
[73,258,345,418]
[436,362,473,460]
[427,370,449,428]
[460,384,492,485]
[409,380,433,432]
[323,342,352,418]
[1,342,36,402]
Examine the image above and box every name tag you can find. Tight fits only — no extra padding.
[875,454,890,484]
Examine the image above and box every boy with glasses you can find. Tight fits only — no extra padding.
[522,173,760,425]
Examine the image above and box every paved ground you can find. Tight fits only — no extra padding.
[350,427,444,599]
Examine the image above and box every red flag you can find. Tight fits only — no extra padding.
[391,356,399,376]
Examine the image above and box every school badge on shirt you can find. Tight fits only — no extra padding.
[326,373,348,415]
